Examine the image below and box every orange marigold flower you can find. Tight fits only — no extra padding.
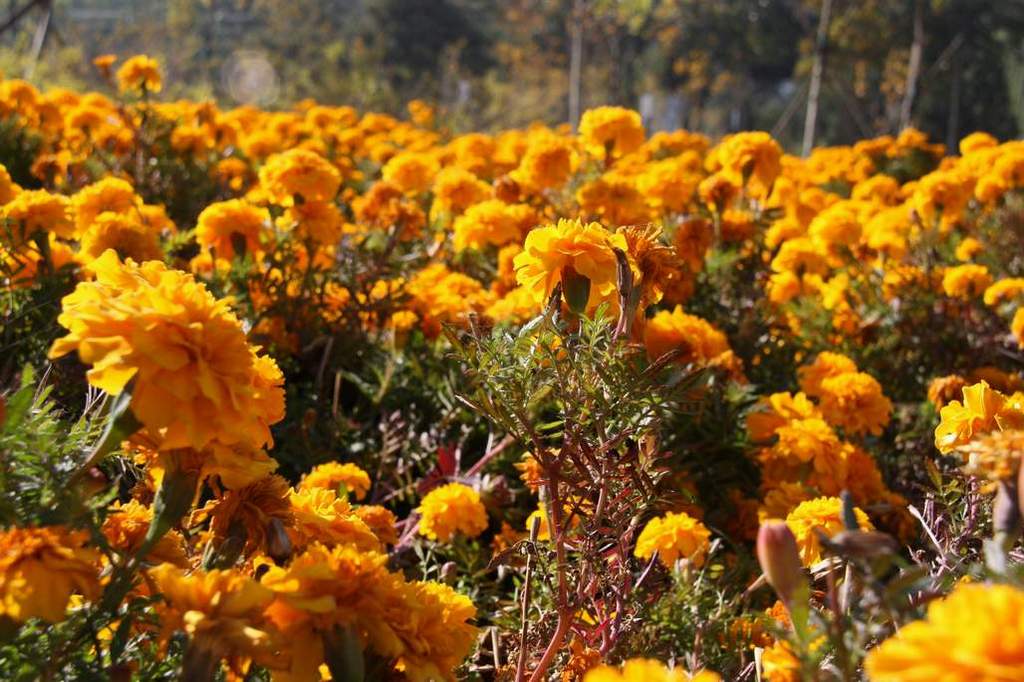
[784,496,872,565]
[298,461,371,500]
[417,482,488,543]
[634,511,711,568]
[116,54,162,93]
[865,582,1024,682]
[0,526,100,623]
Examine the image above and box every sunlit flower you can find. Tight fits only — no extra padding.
[634,511,711,568]
[417,482,488,543]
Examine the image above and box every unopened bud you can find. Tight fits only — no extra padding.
[994,479,1022,551]
[267,517,293,562]
[440,561,458,585]
[756,520,806,605]
[560,265,591,315]
[825,530,899,559]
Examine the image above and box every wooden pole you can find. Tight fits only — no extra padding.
[568,0,583,132]
[899,0,925,131]
[802,0,833,156]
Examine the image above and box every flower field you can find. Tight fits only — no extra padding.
[2,54,1024,680]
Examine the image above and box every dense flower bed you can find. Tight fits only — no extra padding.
[2,54,1024,680]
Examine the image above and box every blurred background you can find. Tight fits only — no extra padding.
[0,0,1022,150]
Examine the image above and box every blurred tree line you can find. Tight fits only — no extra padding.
[0,0,1021,149]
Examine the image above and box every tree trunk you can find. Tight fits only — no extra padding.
[568,0,584,132]
[900,0,925,131]
[946,51,961,150]
[802,0,833,157]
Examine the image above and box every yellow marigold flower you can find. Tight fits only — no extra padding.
[797,352,858,398]
[116,54,162,93]
[713,131,782,198]
[584,658,720,682]
[578,106,645,159]
[352,180,426,239]
[1014,308,1024,348]
[760,418,847,493]
[103,500,188,566]
[643,306,730,366]
[71,177,141,234]
[430,166,491,217]
[262,543,478,681]
[807,201,862,247]
[259,149,341,205]
[406,262,494,335]
[280,199,343,246]
[452,199,536,252]
[417,482,488,543]
[865,582,1024,681]
[78,212,162,264]
[912,167,974,227]
[770,237,829,276]
[190,474,292,557]
[48,250,285,453]
[784,496,872,565]
[957,429,1024,482]
[195,199,268,260]
[1,189,73,242]
[514,218,628,312]
[942,263,993,299]
[817,371,892,436]
[0,526,100,623]
[287,487,381,552]
[408,98,435,127]
[955,236,983,261]
[933,381,1020,454]
[984,278,1024,307]
[576,173,652,226]
[149,564,278,672]
[851,174,901,205]
[673,217,713,272]
[636,153,700,212]
[92,53,116,75]
[354,505,399,546]
[746,391,822,442]
[381,150,439,194]
[760,640,801,682]
[298,461,371,500]
[634,511,711,568]
[697,172,740,210]
[448,132,495,176]
[0,162,21,205]
[960,131,998,154]
[510,131,575,191]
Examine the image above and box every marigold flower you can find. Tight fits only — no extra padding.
[514,218,628,312]
[942,263,993,299]
[584,658,720,682]
[578,106,645,159]
[634,511,711,568]
[103,500,188,566]
[78,212,162,264]
[149,564,278,673]
[354,505,399,546]
[865,582,1024,681]
[259,149,341,205]
[0,526,100,623]
[644,306,730,365]
[287,487,381,552]
[452,199,535,252]
[797,352,858,398]
[511,131,575,191]
[713,131,782,197]
[784,497,872,565]
[48,250,285,454]
[195,199,269,259]
[298,462,371,500]
[116,55,162,93]
[417,482,488,543]
[934,381,1024,454]
[746,392,822,442]
[431,166,491,217]
[817,371,892,436]
[1,189,73,242]
[381,151,439,194]
[191,474,292,557]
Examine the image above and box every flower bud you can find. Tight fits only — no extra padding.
[756,520,806,605]
[560,265,591,315]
